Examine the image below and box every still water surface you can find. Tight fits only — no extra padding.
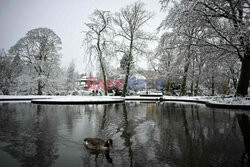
[0,102,249,167]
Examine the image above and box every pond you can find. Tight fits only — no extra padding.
[0,102,249,167]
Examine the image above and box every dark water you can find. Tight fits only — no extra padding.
[0,102,249,167]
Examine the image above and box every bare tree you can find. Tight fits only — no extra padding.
[9,28,62,95]
[158,1,205,95]
[84,10,112,96]
[114,1,154,96]
[196,0,250,96]
[159,0,250,96]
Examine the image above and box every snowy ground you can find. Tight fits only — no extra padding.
[0,95,54,100]
[125,96,162,100]
[31,96,125,104]
[0,95,249,109]
[200,96,250,105]
[162,96,249,105]
[162,96,250,109]
[126,95,250,109]
[0,95,125,104]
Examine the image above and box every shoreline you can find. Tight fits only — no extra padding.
[0,95,249,109]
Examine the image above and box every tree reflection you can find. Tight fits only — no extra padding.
[1,102,248,167]
[100,105,107,130]
[0,103,20,139]
[155,102,246,167]
[84,148,113,165]
[0,104,59,167]
[64,106,74,134]
[82,104,114,166]
[121,103,133,167]
[237,114,250,167]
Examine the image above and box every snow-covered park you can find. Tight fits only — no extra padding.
[0,0,250,166]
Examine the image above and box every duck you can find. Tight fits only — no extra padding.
[84,138,113,150]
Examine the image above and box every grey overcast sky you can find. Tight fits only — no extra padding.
[0,0,166,73]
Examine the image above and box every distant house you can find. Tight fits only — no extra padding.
[77,74,103,90]
[76,75,93,90]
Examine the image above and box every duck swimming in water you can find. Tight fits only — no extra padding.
[84,138,113,150]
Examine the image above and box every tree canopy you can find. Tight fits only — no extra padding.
[9,27,62,95]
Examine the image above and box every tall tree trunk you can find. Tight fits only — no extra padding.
[190,57,195,96]
[122,58,131,97]
[227,78,230,95]
[38,80,42,95]
[97,35,107,96]
[194,63,202,96]
[194,80,199,96]
[233,78,238,91]
[166,79,170,93]
[102,68,107,96]
[181,62,189,96]
[99,57,107,96]
[211,74,215,96]
[181,42,191,96]
[122,37,133,97]
[236,56,250,96]
[190,81,193,96]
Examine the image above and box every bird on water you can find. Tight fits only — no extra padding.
[84,138,113,150]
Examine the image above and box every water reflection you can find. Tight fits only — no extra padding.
[0,104,58,166]
[237,114,250,166]
[121,103,133,167]
[0,102,249,167]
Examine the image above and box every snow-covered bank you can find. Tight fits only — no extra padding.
[163,96,250,109]
[163,96,250,105]
[125,96,162,101]
[0,95,54,101]
[0,95,125,104]
[0,95,249,109]
[126,96,250,109]
[31,96,125,104]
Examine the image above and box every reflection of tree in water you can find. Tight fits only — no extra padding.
[0,103,20,140]
[0,104,59,166]
[120,103,133,167]
[237,114,250,166]
[119,103,162,167]
[64,105,74,133]
[83,103,136,166]
[100,105,107,130]
[155,102,245,167]
[82,147,113,167]
[82,104,115,166]
[0,102,243,167]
